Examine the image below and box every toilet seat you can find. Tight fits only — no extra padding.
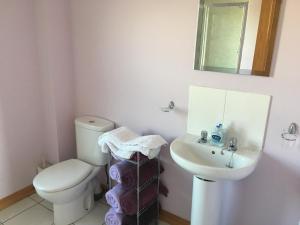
[33,159,93,193]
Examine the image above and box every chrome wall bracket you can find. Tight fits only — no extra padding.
[281,123,298,141]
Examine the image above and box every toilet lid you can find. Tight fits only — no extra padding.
[33,159,93,193]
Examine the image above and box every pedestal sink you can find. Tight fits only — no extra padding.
[170,134,261,225]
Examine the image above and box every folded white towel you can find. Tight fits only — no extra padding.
[124,135,167,159]
[98,127,139,158]
[98,127,167,159]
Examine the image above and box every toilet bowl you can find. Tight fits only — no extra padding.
[33,116,114,225]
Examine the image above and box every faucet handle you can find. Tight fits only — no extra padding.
[228,137,238,151]
[198,130,208,143]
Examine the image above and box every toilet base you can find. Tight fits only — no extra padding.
[54,184,94,225]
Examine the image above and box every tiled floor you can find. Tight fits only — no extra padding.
[0,194,169,225]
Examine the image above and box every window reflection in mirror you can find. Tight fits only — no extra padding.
[194,0,281,76]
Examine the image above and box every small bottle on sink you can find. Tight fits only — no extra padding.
[211,123,224,147]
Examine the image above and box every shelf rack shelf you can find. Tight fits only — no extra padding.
[107,151,160,225]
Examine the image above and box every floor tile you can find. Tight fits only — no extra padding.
[40,200,53,211]
[74,202,168,225]
[74,203,109,225]
[4,205,53,225]
[0,198,36,223]
[29,193,44,203]
[1,197,169,225]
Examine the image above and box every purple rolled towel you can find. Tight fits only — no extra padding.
[120,183,158,215]
[105,185,129,213]
[110,159,164,188]
[109,161,136,187]
[105,208,136,225]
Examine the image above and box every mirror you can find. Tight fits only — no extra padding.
[194,0,281,76]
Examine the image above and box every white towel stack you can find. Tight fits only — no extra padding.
[98,127,167,159]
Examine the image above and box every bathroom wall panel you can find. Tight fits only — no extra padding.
[223,91,271,150]
[187,86,226,136]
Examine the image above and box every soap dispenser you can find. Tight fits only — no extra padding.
[211,124,224,147]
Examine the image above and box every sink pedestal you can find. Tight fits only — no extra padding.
[191,176,221,225]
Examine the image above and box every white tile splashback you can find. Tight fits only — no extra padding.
[188,86,226,136]
[223,90,271,150]
[187,86,271,151]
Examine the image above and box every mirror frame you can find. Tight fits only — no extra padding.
[194,0,282,77]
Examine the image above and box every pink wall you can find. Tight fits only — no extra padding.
[1,0,299,224]
[0,0,45,198]
[70,0,300,224]
[34,0,76,163]
[0,0,76,198]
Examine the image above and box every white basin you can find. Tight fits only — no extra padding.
[170,134,261,181]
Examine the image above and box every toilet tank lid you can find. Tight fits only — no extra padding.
[75,116,114,132]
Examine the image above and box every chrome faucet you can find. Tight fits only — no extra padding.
[198,130,208,143]
[222,137,238,152]
[223,137,238,168]
[228,137,238,152]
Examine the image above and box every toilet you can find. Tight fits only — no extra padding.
[33,116,114,225]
